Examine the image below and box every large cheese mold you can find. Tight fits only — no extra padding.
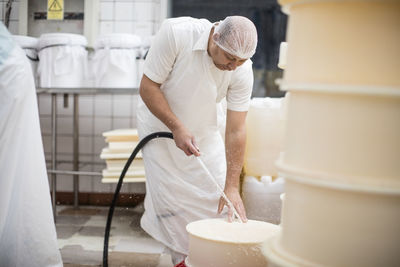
[267,176,400,267]
[279,89,400,189]
[185,219,279,267]
[280,0,400,86]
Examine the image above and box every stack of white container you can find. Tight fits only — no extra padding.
[100,129,146,183]
[242,97,287,224]
[264,0,400,266]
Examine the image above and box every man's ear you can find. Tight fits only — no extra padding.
[212,32,220,42]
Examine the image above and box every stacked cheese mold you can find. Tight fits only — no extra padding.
[100,129,146,183]
[264,1,400,267]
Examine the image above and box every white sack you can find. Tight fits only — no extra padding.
[0,25,63,267]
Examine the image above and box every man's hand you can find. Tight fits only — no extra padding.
[172,125,201,156]
[217,186,248,223]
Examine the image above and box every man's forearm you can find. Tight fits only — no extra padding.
[224,128,246,189]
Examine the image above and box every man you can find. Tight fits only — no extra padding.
[0,23,63,266]
[137,16,257,264]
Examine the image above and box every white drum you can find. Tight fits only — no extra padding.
[37,33,87,88]
[12,35,39,86]
[265,175,400,267]
[92,34,141,88]
[278,86,400,188]
[280,0,400,86]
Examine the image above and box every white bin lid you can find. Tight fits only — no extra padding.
[38,33,87,50]
[95,34,141,49]
[12,35,38,49]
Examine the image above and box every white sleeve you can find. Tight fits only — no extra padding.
[226,60,253,112]
[143,19,178,84]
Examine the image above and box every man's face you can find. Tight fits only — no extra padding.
[211,44,247,71]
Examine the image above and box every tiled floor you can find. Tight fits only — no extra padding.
[56,204,173,267]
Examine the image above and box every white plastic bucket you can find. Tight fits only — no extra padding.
[242,176,284,224]
[12,35,39,86]
[37,33,87,88]
[185,218,279,267]
[92,34,141,88]
[280,0,400,86]
[244,97,287,177]
[279,87,400,188]
[274,175,400,267]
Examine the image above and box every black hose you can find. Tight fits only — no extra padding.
[103,131,174,267]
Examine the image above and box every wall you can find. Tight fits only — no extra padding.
[27,0,84,36]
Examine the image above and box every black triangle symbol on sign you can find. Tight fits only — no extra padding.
[48,0,62,12]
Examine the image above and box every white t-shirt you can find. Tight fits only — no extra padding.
[143,17,254,112]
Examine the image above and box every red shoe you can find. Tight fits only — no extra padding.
[174,260,187,267]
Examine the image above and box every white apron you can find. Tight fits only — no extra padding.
[0,25,63,267]
[137,48,228,255]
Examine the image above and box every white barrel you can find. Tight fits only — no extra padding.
[12,35,39,86]
[244,97,287,177]
[264,175,400,267]
[278,85,400,188]
[280,0,400,86]
[92,34,141,88]
[37,33,88,88]
[242,176,284,224]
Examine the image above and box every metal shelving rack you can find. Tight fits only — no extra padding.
[37,87,140,220]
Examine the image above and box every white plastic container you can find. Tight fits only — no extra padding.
[37,33,87,88]
[186,219,279,267]
[244,97,287,177]
[279,0,400,86]
[242,176,284,224]
[92,34,141,88]
[12,35,39,86]
[279,87,400,188]
[266,174,400,267]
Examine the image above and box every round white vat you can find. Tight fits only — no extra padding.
[185,218,279,267]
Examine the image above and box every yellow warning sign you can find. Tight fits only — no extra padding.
[47,0,64,20]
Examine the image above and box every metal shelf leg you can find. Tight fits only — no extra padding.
[73,94,79,208]
[51,93,57,222]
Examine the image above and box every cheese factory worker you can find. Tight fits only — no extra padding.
[137,16,257,264]
[0,23,63,267]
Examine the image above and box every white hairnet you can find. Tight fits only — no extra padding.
[213,16,258,59]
